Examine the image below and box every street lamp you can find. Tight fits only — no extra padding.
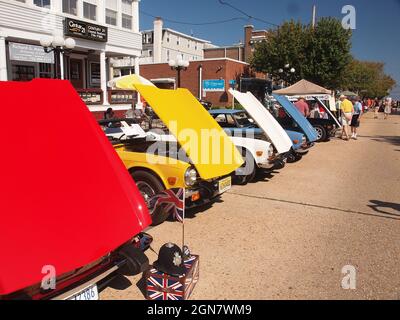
[276,64,296,87]
[40,35,76,79]
[169,57,189,88]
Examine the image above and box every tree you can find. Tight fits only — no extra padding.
[251,17,352,89]
[342,59,396,98]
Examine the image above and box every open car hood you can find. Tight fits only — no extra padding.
[0,79,151,296]
[229,89,292,154]
[133,84,243,180]
[314,97,342,128]
[272,94,318,142]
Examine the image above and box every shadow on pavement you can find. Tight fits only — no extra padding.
[250,170,280,183]
[359,135,400,147]
[368,200,400,217]
[105,274,133,291]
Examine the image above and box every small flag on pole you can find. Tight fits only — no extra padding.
[150,188,185,223]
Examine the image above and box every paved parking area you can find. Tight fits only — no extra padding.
[101,112,400,300]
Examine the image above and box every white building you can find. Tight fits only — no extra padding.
[140,17,213,65]
[0,0,142,114]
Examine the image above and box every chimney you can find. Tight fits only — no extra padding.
[244,25,254,63]
[153,17,163,63]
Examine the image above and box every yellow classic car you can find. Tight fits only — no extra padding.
[102,80,244,225]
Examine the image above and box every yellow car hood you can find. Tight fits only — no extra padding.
[133,84,243,180]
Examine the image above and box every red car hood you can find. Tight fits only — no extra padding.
[0,79,151,295]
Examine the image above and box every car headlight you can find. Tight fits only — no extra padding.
[268,145,274,158]
[184,167,198,186]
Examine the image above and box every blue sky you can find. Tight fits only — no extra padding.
[140,0,400,98]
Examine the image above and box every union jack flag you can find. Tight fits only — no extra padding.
[183,256,199,300]
[149,188,185,223]
[146,269,184,300]
[146,255,199,300]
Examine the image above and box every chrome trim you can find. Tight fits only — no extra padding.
[51,265,119,300]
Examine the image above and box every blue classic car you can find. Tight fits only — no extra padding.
[209,109,309,163]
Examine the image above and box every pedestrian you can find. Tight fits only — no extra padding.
[384,97,392,120]
[104,107,115,120]
[294,97,310,117]
[374,98,380,119]
[339,95,353,140]
[309,102,321,119]
[350,96,362,140]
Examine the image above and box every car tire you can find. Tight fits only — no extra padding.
[234,148,256,185]
[131,170,169,226]
[287,150,302,163]
[117,244,149,276]
[314,125,327,142]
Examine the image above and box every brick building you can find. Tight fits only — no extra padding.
[140,58,251,107]
[204,25,268,63]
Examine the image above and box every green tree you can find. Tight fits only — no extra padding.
[251,17,352,89]
[342,59,396,98]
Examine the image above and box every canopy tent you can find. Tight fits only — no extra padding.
[273,79,331,95]
[340,90,357,97]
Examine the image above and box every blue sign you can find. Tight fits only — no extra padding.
[203,79,225,92]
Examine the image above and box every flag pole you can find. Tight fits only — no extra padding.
[182,188,185,251]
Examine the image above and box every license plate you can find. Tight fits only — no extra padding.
[218,176,231,194]
[66,284,99,300]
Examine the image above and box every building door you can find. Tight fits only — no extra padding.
[69,59,84,88]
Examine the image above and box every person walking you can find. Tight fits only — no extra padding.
[374,98,380,119]
[350,97,362,140]
[339,95,354,140]
[384,97,392,119]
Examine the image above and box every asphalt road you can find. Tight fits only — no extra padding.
[101,112,400,300]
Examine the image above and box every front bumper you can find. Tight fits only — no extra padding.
[185,176,231,208]
[295,142,315,154]
[258,153,287,169]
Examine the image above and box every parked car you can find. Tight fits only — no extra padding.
[209,109,288,183]
[228,89,309,163]
[0,79,152,300]
[100,84,243,225]
[271,94,318,145]
[197,98,212,110]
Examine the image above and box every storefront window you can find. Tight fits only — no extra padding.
[33,0,50,9]
[62,0,77,15]
[122,14,132,30]
[106,9,117,26]
[39,63,53,78]
[11,65,35,81]
[83,2,97,21]
[89,62,101,87]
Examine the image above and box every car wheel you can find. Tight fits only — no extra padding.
[131,170,169,226]
[117,244,149,276]
[287,150,302,163]
[314,125,327,142]
[234,148,256,185]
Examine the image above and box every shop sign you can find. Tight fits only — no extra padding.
[203,79,225,92]
[9,43,54,64]
[65,18,108,42]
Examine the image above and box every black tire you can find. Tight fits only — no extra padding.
[117,245,149,276]
[314,125,327,142]
[234,148,256,185]
[131,170,169,226]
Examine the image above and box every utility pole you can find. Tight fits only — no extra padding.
[312,5,317,29]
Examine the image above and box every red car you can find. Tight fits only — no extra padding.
[0,79,152,300]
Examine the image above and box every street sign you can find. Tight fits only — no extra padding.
[203,79,225,92]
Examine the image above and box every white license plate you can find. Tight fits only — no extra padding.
[66,284,99,300]
[218,176,232,194]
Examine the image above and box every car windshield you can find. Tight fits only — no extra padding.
[233,112,254,127]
